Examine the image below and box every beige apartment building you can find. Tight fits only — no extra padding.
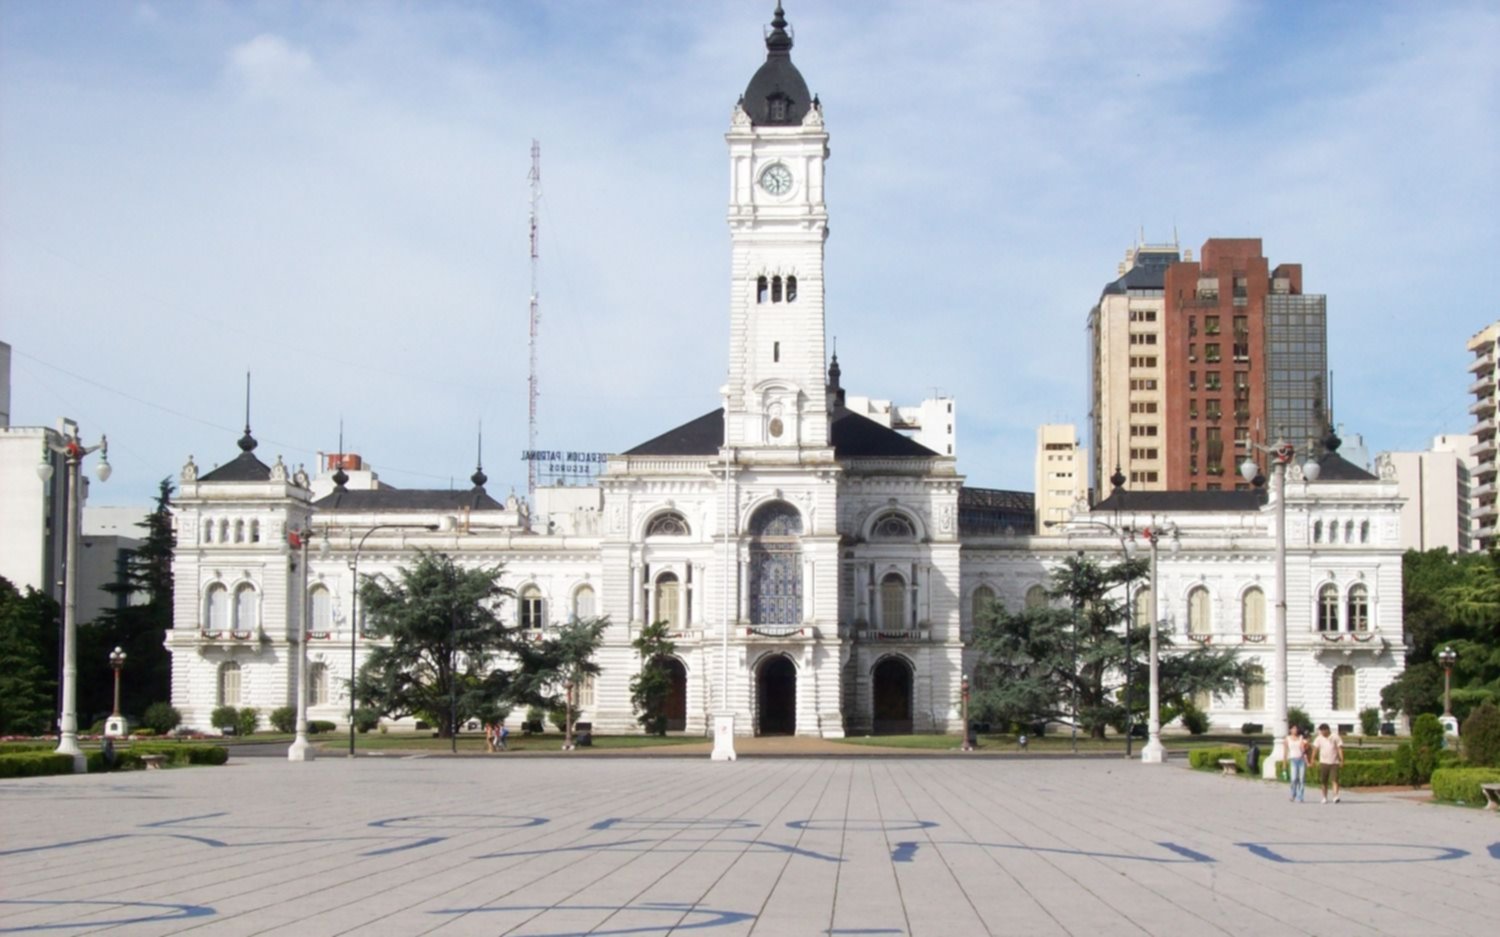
[1466,321,1500,548]
[1381,434,1477,553]
[1033,424,1088,532]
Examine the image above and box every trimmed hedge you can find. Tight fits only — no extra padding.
[1430,767,1500,806]
[0,752,77,778]
[87,750,144,772]
[1336,759,1401,788]
[130,743,229,766]
[0,742,56,754]
[1189,746,1248,773]
[1341,747,1400,762]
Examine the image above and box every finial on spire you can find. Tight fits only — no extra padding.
[766,2,792,53]
[237,371,257,453]
[331,418,349,489]
[471,419,488,489]
[1110,463,1126,492]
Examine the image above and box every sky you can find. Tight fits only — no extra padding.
[2,0,1496,508]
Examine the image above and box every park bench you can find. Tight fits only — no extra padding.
[1217,758,1239,777]
[139,754,168,770]
[1481,783,1500,811]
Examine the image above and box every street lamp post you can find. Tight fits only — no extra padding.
[961,673,973,751]
[563,678,575,751]
[106,646,128,737]
[1240,438,1320,778]
[346,523,439,757]
[1136,523,1179,764]
[288,526,327,762]
[712,448,737,761]
[1438,645,1457,717]
[37,424,110,773]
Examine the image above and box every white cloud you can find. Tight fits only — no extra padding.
[225,33,316,99]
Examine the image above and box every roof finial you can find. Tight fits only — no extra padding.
[238,371,257,453]
[332,418,349,489]
[766,2,792,53]
[471,419,488,489]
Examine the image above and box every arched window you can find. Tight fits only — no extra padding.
[771,275,783,302]
[577,674,596,709]
[573,584,596,622]
[655,572,682,629]
[233,519,245,543]
[308,663,329,706]
[1317,584,1339,632]
[310,585,332,632]
[1332,665,1356,710]
[1344,521,1355,543]
[870,512,916,540]
[757,276,768,303]
[971,585,996,625]
[1134,586,1154,627]
[1192,689,1213,711]
[786,275,798,302]
[234,585,258,632]
[520,586,545,630]
[1313,520,1323,544]
[749,502,802,625]
[202,519,213,544]
[1241,587,1266,635]
[880,573,907,630]
[1025,584,1048,610]
[1347,584,1369,632]
[249,519,261,543]
[1360,520,1370,544]
[646,512,689,537]
[204,583,230,631]
[1242,664,1265,711]
[219,661,241,707]
[219,519,230,543]
[1187,586,1212,635]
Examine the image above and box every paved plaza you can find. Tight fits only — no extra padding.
[2,754,1497,936]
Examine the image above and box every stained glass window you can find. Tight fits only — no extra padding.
[647,513,689,537]
[871,513,915,540]
[749,502,801,625]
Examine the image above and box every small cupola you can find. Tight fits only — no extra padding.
[742,4,813,126]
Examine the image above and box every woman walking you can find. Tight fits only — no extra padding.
[1285,724,1309,802]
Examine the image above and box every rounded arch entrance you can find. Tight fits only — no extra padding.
[756,654,797,736]
[872,655,914,735]
[661,657,687,732]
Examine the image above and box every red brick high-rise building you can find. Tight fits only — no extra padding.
[1090,238,1326,498]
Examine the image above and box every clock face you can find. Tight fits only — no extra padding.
[759,163,793,196]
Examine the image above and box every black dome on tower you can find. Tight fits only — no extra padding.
[743,4,812,127]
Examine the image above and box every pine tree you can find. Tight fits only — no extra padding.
[0,577,60,735]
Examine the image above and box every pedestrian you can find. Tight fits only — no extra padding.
[484,722,497,753]
[1312,723,1343,804]
[498,723,509,752]
[1285,723,1308,802]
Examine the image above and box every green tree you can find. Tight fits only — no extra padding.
[535,616,609,736]
[629,620,677,735]
[1382,549,1500,720]
[81,479,175,720]
[970,554,1251,738]
[355,551,542,737]
[0,577,60,735]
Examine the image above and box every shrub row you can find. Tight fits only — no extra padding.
[0,742,56,754]
[1335,759,1401,788]
[129,743,229,766]
[1188,746,1247,773]
[1340,747,1400,762]
[87,750,144,772]
[1430,767,1500,806]
[0,752,77,778]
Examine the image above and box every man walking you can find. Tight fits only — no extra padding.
[1312,723,1344,804]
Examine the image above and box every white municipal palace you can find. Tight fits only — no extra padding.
[167,7,1406,738]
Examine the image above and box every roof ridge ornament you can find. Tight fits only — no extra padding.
[238,371,258,453]
[471,419,488,489]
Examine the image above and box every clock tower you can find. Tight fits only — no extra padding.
[724,4,831,452]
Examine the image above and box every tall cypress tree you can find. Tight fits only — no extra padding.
[0,577,60,735]
[82,478,175,720]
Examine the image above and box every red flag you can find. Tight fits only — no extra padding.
[288,530,302,550]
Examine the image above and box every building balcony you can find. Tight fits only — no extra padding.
[1469,481,1494,501]
[1471,439,1497,463]
[856,627,932,643]
[1471,398,1496,418]
[743,624,817,641]
[1469,354,1495,376]
[1469,376,1495,396]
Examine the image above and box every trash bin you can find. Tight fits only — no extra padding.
[575,722,593,747]
[1246,741,1261,776]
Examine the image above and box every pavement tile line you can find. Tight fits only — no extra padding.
[1081,766,1494,933]
[424,758,814,936]
[878,760,991,937]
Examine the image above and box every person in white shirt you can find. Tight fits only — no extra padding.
[1285,724,1309,802]
[1312,723,1344,804]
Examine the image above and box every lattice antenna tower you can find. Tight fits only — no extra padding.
[527,139,541,504]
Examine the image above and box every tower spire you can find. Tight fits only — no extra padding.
[238,371,257,452]
[471,419,488,489]
[332,418,349,489]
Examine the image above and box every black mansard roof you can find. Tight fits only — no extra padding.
[624,407,937,459]
[313,487,504,513]
[1100,248,1180,296]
